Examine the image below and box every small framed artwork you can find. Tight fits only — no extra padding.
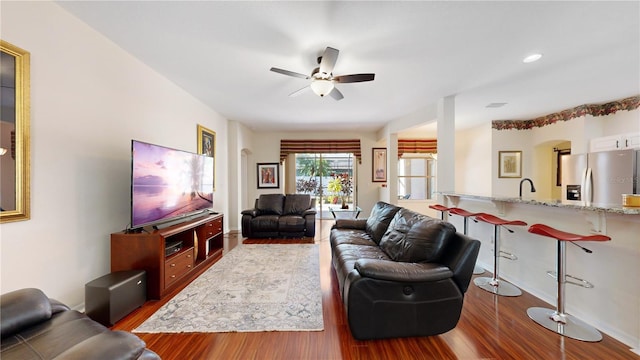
[197,124,216,189]
[257,163,280,189]
[372,148,387,182]
[498,150,522,178]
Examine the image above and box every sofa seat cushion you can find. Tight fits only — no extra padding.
[379,208,456,263]
[330,229,378,248]
[250,215,280,232]
[279,215,306,232]
[2,310,109,359]
[333,244,391,295]
[365,202,401,244]
[257,194,285,215]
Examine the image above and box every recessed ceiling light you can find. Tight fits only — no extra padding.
[523,53,543,63]
[486,102,507,108]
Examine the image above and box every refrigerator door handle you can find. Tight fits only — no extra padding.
[584,167,593,205]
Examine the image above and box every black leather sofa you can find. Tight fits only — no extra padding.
[1,288,159,360]
[241,193,316,238]
[330,201,481,340]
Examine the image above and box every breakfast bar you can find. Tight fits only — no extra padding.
[435,192,640,351]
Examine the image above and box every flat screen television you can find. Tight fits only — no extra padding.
[130,140,213,230]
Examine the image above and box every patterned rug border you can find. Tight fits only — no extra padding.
[133,244,323,333]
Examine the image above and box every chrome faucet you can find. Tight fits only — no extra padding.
[519,178,536,198]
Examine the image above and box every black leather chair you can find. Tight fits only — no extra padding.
[241,194,316,238]
[1,288,159,360]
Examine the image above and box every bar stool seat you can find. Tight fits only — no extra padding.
[473,213,527,296]
[448,208,486,275]
[527,223,611,342]
[428,204,452,221]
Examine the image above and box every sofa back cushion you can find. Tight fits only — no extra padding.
[283,194,311,215]
[379,208,456,263]
[365,202,401,244]
[257,194,285,215]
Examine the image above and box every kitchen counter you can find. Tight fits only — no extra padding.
[440,192,640,215]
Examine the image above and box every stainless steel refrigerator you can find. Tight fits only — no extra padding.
[561,149,639,206]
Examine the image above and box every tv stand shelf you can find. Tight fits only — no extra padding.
[111,213,223,299]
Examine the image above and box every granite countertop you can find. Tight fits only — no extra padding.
[440,192,640,215]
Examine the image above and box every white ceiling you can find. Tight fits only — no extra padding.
[56,1,639,135]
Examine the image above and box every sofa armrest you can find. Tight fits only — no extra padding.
[241,209,258,217]
[1,288,54,339]
[332,219,367,230]
[302,209,316,216]
[54,330,157,360]
[354,259,453,283]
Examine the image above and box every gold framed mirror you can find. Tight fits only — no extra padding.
[1,40,30,223]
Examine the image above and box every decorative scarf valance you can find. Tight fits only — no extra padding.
[492,95,640,131]
[280,139,362,164]
[398,139,437,157]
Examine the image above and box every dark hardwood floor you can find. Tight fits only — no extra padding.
[113,220,636,359]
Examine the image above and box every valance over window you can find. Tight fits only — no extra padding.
[398,139,437,157]
[280,139,362,164]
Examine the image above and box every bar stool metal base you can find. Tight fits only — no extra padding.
[527,307,603,342]
[473,265,484,275]
[474,276,522,297]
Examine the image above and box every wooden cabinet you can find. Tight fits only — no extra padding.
[111,214,223,299]
[590,132,640,152]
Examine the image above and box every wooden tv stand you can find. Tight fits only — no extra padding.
[111,213,223,299]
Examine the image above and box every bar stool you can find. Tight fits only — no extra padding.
[428,204,451,221]
[448,207,486,275]
[527,223,611,342]
[473,213,526,296]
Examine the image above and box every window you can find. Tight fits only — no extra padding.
[397,154,436,200]
[295,153,356,219]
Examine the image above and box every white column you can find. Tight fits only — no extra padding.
[437,96,456,205]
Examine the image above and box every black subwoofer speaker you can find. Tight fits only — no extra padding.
[85,269,146,327]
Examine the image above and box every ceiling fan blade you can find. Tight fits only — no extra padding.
[289,86,310,97]
[270,67,310,79]
[319,47,339,74]
[334,73,375,83]
[329,87,344,101]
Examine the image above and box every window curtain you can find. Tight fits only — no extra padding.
[280,139,362,164]
[397,139,437,157]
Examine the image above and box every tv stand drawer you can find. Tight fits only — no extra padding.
[164,248,194,287]
[198,218,223,240]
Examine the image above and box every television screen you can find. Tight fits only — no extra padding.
[131,140,213,229]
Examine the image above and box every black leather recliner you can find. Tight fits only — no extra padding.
[330,201,481,340]
[0,288,160,360]
[241,193,316,238]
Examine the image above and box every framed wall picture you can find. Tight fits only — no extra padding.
[372,148,387,182]
[197,124,216,189]
[498,150,522,178]
[257,163,280,189]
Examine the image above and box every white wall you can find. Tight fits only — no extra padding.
[0,2,228,306]
[598,109,640,136]
[455,123,492,195]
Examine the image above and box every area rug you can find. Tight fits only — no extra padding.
[133,244,323,333]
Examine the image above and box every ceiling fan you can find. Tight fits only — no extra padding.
[270,47,375,100]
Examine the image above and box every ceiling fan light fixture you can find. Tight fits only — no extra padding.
[310,78,334,97]
[523,53,543,63]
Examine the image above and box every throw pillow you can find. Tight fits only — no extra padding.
[379,208,456,263]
